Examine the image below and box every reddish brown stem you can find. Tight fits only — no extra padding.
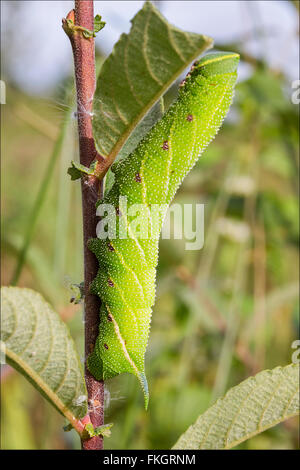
[63,0,104,450]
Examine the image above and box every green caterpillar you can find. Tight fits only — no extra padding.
[88,52,239,408]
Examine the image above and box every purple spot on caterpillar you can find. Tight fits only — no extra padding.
[193,60,199,66]
[108,279,114,287]
[107,242,114,252]
[179,79,186,88]
[116,207,121,216]
[107,314,113,322]
[104,343,109,350]
[135,173,142,183]
[162,141,169,151]
[186,114,194,122]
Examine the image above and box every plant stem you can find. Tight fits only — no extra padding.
[63,1,104,450]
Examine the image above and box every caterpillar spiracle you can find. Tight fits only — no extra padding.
[87,52,239,408]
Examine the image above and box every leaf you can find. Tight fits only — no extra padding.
[92,1,213,173]
[94,423,113,438]
[1,287,88,429]
[67,163,83,181]
[94,14,105,34]
[81,14,106,38]
[173,364,299,449]
[82,28,95,39]
[67,160,97,180]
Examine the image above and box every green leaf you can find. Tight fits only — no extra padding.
[63,16,105,39]
[94,423,113,438]
[84,423,95,437]
[92,1,212,171]
[67,160,97,180]
[94,14,105,34]
[1,287,88,428]
[173,364,299,449]
[82,28,95,39]
[84,422,113,438]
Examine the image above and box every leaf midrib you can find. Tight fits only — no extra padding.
[2,343,83,433]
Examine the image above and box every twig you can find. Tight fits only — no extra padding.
[63,1,104,450]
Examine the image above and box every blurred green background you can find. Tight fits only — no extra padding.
[1,0,299,450]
